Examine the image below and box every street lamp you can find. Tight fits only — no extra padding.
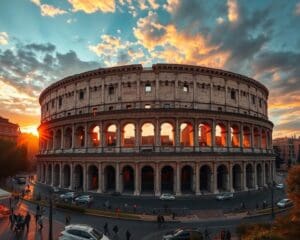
[48,187,53,240]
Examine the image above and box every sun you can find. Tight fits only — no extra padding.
[20,125,39,137]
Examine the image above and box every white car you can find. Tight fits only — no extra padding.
[59,224,110,240]
[160,193,175,200]
[275,183,284,189]
[276,198,293,208]
[75,195,94,205]
[60,192,76,201]
[216,192,233,200]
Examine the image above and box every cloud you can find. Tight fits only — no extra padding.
[295,2,300,15]
[68,0,115,13]
[164,0,180,13]
[148,0,159,9]
[31,0,67,17]
[0,32,9,45]
[227,0,239,22]
[216,17,225,24]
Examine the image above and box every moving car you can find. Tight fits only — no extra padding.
[216,192,233,200]
[75,195,94,205]
[59,224,110,240]
[276,198,293,208]
[59,192,76,202]
[160,193,176,200]
[275,183,284,189]
[163,228,203,240]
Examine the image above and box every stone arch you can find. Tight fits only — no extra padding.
[232,164,242,191]
[121,123,136,148]
[74,164,84,191]
[104,165,116,192]
[89,124,100,147]
[88,165,98,191]
[141,165,154,193]
[256,164,263,187]
[161,165,174,193]
[53,164,60,187]
[160,122,174,146]
[47,164,52,184]
[54,129,62,149]
[180,122,194,147]
[215,123,227,147]
[64,127,72,149]
[141,122,155,145]
[122,165,134,192]
[253,127,259,148]
[62,164,71,188]
[200,165,212,192]
[246,164,254,189]
[181,165,193,193]
[105,124,117,147]
[243,126,251,148]
[231,124,240,147]
[198,122,212,147]
[261,129,267,149]
[75,126,85,148]
[217,164,228,191]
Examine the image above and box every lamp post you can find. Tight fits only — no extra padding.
[48,188,53,240]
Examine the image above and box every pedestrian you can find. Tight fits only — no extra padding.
[65,215,71,225]
[104,222,109,236]
[113,225,119,234]
[225,230,231,240]
[37,215,43,230]
[24,211,31,232]
[126,230,131,240]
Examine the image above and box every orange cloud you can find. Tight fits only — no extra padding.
[68,0,115,13]
[0,32,8,45]
[89,34,122,56]
[31,0,67,17]
[227,0,239,22]
[163,0,180,13]
[148,0,159,9]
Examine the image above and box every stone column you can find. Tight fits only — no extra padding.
[212,120,216,149]
[240,123,243,150]
[262,162,266,187]
[227,121,231,149]
[195,162,200,195]
[61,127,64,149]
[254,163,258,189]
[70,163,73,190]
[155,164,161,196]
[213,163,218,193]
[250,125,254,150]
[101,80,105,104]
[194,119,199,149]
[134,164,140,195]
[84,123,88,149]
[258,128,262,150]
[229,162,234,192]
[97,163,102,193]
[83,164,87,192]
[175,119,180,150]
[71,124,75,150]
[155,119,160,152]
[59,162,63,187]
[116,163,120,192]
[116,121,121,152]
[135,122,140,148]
[243,163,248,191]
[176,163,181,195]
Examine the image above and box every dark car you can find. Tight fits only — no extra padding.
[163,229,203,240]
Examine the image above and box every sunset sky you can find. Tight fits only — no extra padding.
[0,0,299,138]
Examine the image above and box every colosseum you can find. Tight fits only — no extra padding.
[37,64,275,196]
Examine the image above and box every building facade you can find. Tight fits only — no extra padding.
[273,137,300,167]
[0,116,20,142]
[37,64,275,196]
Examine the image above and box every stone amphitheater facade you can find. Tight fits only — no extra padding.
[37,64,275,196]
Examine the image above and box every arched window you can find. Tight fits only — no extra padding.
[122,123,135,147]
[90,125,100,147]
[75,126,85,148]
[198,123,211,147]
[253,127,259,148]
[231,124,240,147]
[215,123,226,147]
[261,129,267,149]
[160,123,174,146]
[243,126,251,148]
[180,122,194,147]
[106,124,117,146]
[141,123,155,145]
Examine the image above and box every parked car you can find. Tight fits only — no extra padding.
[59,192,76,202]
[163,228,203,240]
[275,183,284,189]
[53,187,60,193]
[160,193,176,200]
[75,195,94,205]
[59,224,110,240]
[276,198,293,208]
[216,192,233,200]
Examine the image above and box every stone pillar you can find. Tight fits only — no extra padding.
[83,164,87,192]
[60,127,64,149]
[258,128,262,149]
[135,122,140,148]
[229,162,234,192]
[176,163,181,195]
[70,163,73,190]
[195,162,200,195]
[155,164,161,196]
[101,80,105,103]
[116,163,120,192]
[240,123,243,150]
[71,124,75,149]
[243,163,248,191]
[134,164,140,195]
[84,123,88,149]
[59,162,63,187]
[175,119,180,150]
[262,162,266,187]
[97,163,102,193]
[227,121,231,149]
[254,163,258,189]
[116,121,121,151]
[155,119,160,152]
[213,163,218,193]
[194,119,199,149]
[212,120,216,149]
[250,125,254,150]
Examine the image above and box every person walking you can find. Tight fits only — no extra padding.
[126,230,131,240]
[112,225,119,234]
[24,211,31,232]
[65,215,71,225]
[104,222,109,236]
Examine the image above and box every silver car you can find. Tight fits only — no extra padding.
[276,198,293,208]
[59,224,110,240]
[75,195,94,205]
[216,192,233,200]
[160,193,176,200]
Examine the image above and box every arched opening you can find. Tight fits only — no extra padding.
[181,165,193,193]
[231,124,240,147]
[243,126,251,148]
[265,163,270,184]
[74,165,84,191]
[200,165,212,192]
[198,123,212,146]
[75,126,85,148]
[54,129,62,149]
[48,130,54,150]
[232,164,242,191]
[53,164,60,187]
[261,129,267,149]
[267,131,271,149]
[246,164,254,189]
[141,166,154,193]
[161,166,174,193]
[88,165,98,191]
[160,122,174,146]
[105,124,117,147]
[122,165,134,192]
[256,164,263,187]
[215,123,227,147]
[90,125,100,147]
[63,165,71,188]
[47,164,52,184]
[253,127,259,148]
[104,166,115,192]
[180,122,194,147]
[141,123,155,145]
[217,164,228,191]
[122,123,135,147]
[64,127,72,149]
